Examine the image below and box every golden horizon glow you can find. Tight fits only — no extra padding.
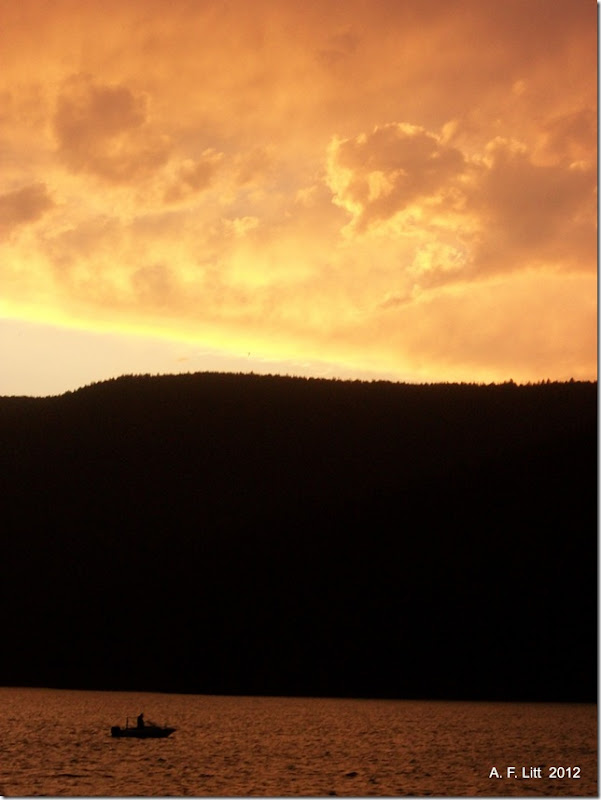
[1,0,597,395]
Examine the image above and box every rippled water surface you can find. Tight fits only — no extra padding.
[0,688,596,796]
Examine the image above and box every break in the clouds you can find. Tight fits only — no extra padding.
[1,0,596,390]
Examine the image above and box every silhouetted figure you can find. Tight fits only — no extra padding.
[137,713,144,729]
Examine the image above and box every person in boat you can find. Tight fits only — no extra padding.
[137,713,145,729]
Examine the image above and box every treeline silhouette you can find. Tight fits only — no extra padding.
[1,373,596,701]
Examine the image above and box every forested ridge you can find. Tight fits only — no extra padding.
[1,373,596,701]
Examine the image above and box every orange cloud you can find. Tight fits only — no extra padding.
[0,183,55,234]
[163,151,223,204]
[471,137,596,275]
[327,123,467,231]
[327,120,595,299]
[0,0,596,391]
[54,75,170,182]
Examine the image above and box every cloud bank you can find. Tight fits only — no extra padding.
[1,0,596,385]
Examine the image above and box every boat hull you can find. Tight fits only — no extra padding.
[111,725,175,738]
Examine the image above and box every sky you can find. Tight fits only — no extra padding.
[1,0,597,396]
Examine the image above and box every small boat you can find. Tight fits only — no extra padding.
[111,716,176,738]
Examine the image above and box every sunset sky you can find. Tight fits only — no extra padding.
[1,0,597,396]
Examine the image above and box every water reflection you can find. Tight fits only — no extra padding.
[0,688,596,796]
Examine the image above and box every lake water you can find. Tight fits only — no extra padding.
[0,688,596,797]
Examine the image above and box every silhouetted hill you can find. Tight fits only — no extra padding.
[1,373,596,701]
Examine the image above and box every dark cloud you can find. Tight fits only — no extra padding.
[163,152,222,203]
[54,75,170,182]
[0,182,54,232]
[471,137,596,271]
[317,28,359,69]
[538,108,596,164]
